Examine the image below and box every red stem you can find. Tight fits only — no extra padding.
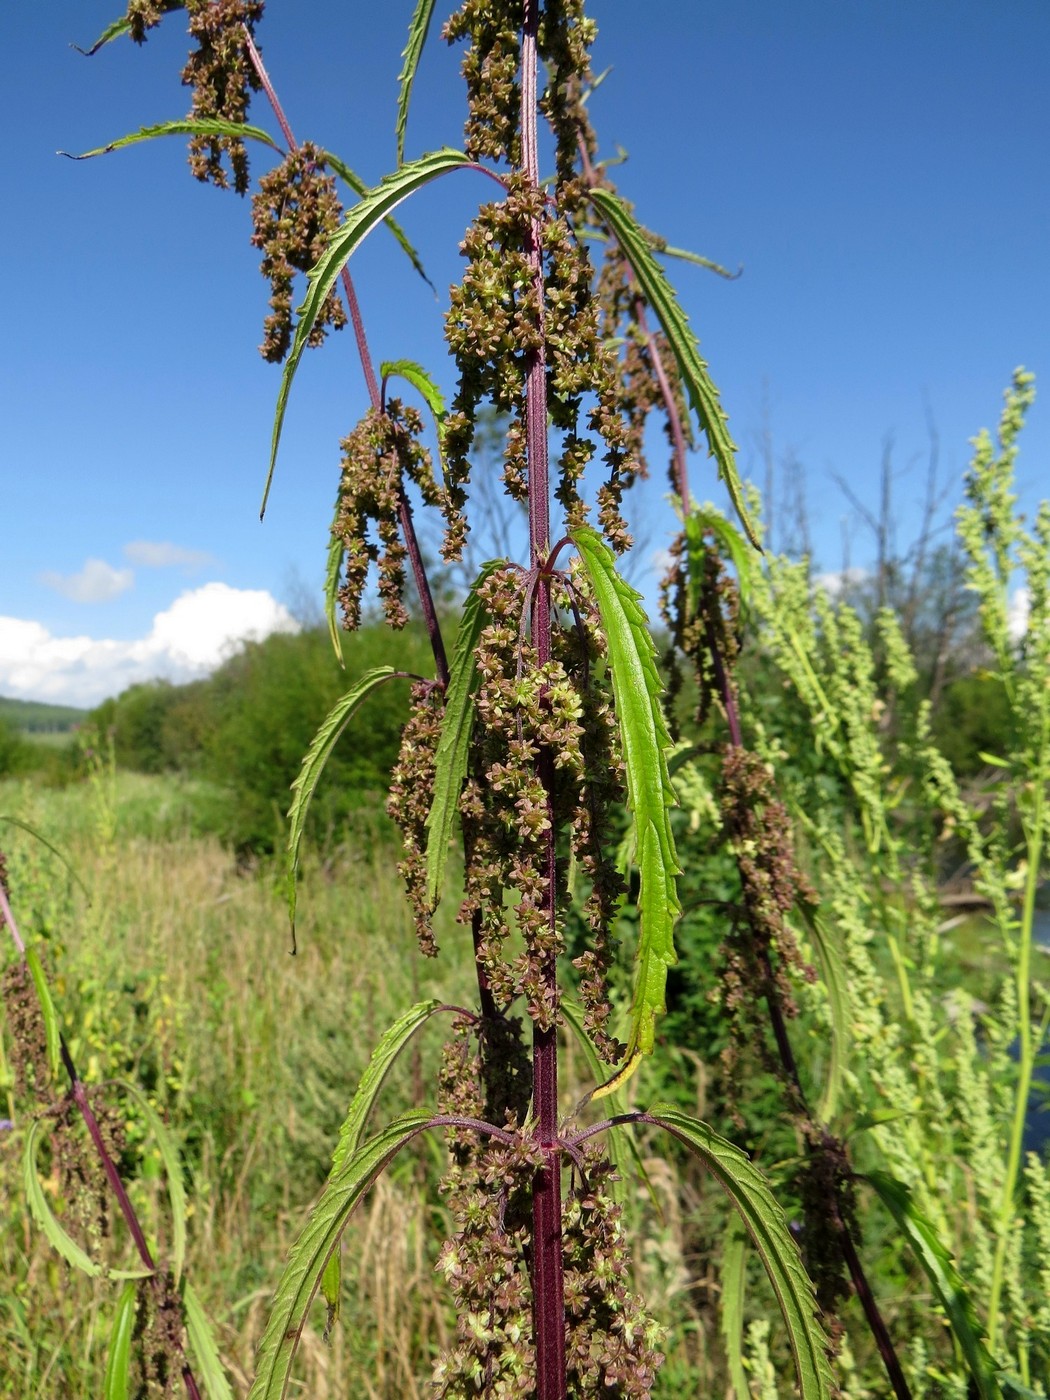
[520,5,566,1396]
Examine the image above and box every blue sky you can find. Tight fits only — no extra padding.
[3,2,1048,706]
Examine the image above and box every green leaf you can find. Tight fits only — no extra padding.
[24,945,61,1080]
[396,0,436,166]
[263,148,469,516]
[799,909,849,1123]
[72,3,185,55]
[22,1120,152,1281]
[659,244,742,280]
[424,563,500,908]
[182,1280,235,1400]
[120,1083,187,1285]
[587,187,759,548]
[380,358,446,425]
[865,1172,1002,1400]
[647,1105,832,1400]
[721,1221,750,1400]
[561,1000,646,1191]
[324,486,345,668]
[318,150,433,289]
[572,528,681,1061]
[248,1112,434,1400]
[330,1000,444,1175]
[321,1250,341,1344]
[286,667,403,933]
[103,1282,137,1400]
[60,119,281,163]
[380,358,448,481]
[681,505,754,624]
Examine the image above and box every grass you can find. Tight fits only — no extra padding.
[0,771,479,1396]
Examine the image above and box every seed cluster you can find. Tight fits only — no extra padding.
[180,0,265,194]
[386,681,445,957]
[718,744,816,1080]
[334,401,444,631]
[249,142,347,362]
[434,1021,663,1398]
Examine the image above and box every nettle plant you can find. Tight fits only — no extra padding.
[4,1,1044,1397]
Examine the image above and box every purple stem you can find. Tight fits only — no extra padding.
[520,5,566,1396]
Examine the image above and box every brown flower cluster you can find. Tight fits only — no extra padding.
[124,0,183,44]
[249,142,347,362]
[434,1021,661,1398]
[444,176,642,559]
[386,681,445,957]
[796,1126,859,1336]
[658,528,740,734]
[181,0,265,194]
[718,745,817,1085]
[334,400,444,631]
[438,567,623,1039]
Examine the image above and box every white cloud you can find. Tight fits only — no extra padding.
[39,558,134,604]
[814,566,869,598]
[0,584,298,708]
[123,540,214,571]
[1008,586,1030,641]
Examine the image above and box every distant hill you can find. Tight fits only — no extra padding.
[0,696,87,734]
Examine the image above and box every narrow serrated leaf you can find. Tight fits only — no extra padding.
[72,3,185,56]
[286,667,402,932]
[380,358,448,481]
[264,150,468,516]
[587,187,759,548]
[721,1221,749,1400]
[424,563,500,907]
[121,1083,187,1285]
[799,909,849,1123]
[865,1172,1002,1400]
[380,358,445,424]
[648,1105,832,1400]
[24,945,61,1080]
[318,149,433,288]
[330,1000,443,1175]
[248,1112,434,1400]
[396,0,436,165]
[23,1120,152,1281]
[324,486,345,667]
[182,1281,235,1400]
[60,119,281,162]
[321,1250,341,1344]
[572,528,680,1061]
[660,244,741,280]
[682,505,754,624]
[103,1282,137,1400]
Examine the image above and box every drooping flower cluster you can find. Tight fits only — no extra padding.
[181,0,265,194]
[718,746,817,1095]
[334,400,444,630]
[249,142,347,362]
[658,527,740,734]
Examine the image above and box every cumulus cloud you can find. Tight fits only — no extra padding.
[123,540,215,571]
[1008,586,1030,641]
[39,558,134,604]
[0,584,298,708]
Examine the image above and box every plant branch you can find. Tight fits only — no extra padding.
[244,24,448,687]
